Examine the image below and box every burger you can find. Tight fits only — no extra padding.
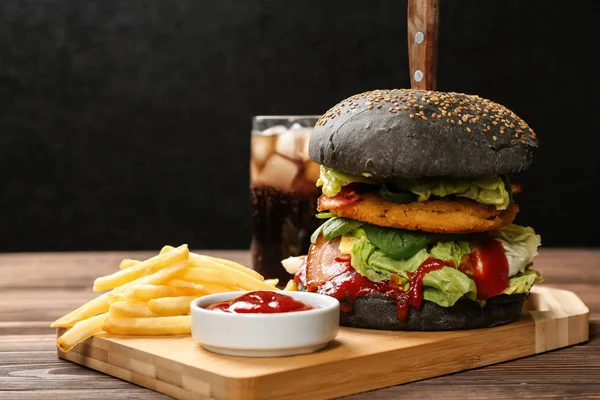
[281,89,543,331]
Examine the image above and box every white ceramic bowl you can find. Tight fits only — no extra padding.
[190,291,340,357]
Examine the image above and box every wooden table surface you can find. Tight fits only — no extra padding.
[1,248,599,399]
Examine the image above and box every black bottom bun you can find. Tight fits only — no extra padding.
[340,293,528,331]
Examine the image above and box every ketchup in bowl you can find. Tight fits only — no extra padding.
[205,291,316,314]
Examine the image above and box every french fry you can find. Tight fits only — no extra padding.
[93,244,189,292]
[51,294,110,329]
[198,282,244,294]
[264,278,279,287]
[160,245,264,281]
[55,243,289,353]
[119,259,141,269]
[107,292,125,304]
[190,255,276,289]
[104,315,191,335]
[202,255,265,281]
[169,279,238,294]
[284,279,298,291]
[52,263,186,328]
[159,245,175,254]
[119,263,187,289]
[147,296,198,316]
[109,301,159,318]
[180,267,221,283]
[169,279,205,290]
[56,313,108,352]
[123,284,203,301]
[182,263,280,291]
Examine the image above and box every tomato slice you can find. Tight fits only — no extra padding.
[468,237,510,300]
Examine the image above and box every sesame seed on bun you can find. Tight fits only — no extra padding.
[309,89,538,179]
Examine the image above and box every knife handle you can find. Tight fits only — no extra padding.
[407,0,440,90]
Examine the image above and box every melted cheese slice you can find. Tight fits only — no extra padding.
[339,234,359,255]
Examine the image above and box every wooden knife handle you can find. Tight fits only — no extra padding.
[407,0,440,90]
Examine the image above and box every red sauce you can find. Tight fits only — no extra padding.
[296,234,510,319]
[205,291,315,314]
[297,237,446,321]
[317,257,445,321]
[400,258,447,318]
[465,237,510,300]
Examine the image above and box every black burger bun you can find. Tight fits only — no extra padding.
[340,293,528,331]
[309,89,538,179]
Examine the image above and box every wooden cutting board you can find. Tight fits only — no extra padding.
[56,286,589,400]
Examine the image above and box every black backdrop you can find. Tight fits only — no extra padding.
[1,0,599,252]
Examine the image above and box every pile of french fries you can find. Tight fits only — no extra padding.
[52,244,279,352]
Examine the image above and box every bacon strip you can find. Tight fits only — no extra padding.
[305,236,348,288]
[317,187,361,211]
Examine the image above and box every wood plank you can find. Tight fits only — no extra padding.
[1,249,598,399]
[0,335,169,398]
[0,289,99,323]
[1,321,598,399]
[344,383,600,400]
[347,322,600,399]
[0,391,169,400]
[535,248,600,284]
[54,287,589,400]
[0,353,167,394]
[543,283,600,311]
[0,335,57,352]
[0,321,54,335]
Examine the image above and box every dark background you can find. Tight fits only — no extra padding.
[1,0,599,252]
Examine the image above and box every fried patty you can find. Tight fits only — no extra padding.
[318,193,519,233]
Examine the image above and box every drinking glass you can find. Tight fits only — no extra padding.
[250,115,322,285]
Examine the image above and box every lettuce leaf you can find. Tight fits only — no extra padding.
[310,217,364,244]
[423,267,477,306]
[504,269,544,295]
[491,224,541,276]
[347,224,542,308]
[350,236,428,282]
[350,236,476,307]
[429,241,471,269]
[363,224,432,260]
[316,166,372,197]
[317,166,509,209]
[402,175,510,210]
